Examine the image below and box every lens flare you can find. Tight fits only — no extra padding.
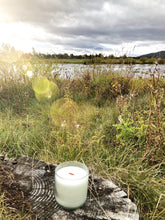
[32,77,59,102]
[49,81,59,99]
[50,98,65,126]
[32,77,50,94]
[50,98,78,127]
[60,100,78,121]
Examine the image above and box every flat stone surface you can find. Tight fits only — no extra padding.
[0,155,139,220]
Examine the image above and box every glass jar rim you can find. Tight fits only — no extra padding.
[55,161,89,180]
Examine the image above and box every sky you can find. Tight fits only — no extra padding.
[0,0,165,56]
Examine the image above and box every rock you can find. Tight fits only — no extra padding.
[0,155,139,220]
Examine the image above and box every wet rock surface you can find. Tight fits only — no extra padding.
[0,155,139,220]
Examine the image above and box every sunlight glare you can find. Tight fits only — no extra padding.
[0,22,46,52]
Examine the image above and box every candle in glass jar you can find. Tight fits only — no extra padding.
[54,161,89,209]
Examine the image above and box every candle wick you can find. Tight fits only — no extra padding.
[69,172,75,175]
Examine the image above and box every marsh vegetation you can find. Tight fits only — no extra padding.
[0,57,165,219]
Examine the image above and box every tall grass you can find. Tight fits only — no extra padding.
[0,60,164,219]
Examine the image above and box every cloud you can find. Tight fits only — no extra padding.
[0,0,165,55]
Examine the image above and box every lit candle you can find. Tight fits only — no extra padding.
[54,161,89,209]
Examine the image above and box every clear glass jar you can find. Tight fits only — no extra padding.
[54,161,89,209]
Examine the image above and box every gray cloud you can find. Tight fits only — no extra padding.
[0,0,165,54]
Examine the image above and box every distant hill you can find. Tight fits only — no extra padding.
[138,51,165,58]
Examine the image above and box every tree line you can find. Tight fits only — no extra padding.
[1,43,165,64]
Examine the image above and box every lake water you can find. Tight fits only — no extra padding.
[51,64,165,79]
[1,63,165,80]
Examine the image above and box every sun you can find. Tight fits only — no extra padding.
[0,21,42,53]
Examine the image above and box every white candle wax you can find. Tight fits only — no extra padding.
[55,162,89,209]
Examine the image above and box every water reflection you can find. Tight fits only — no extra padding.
[0,63,165,80]
[56,63,165,79]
